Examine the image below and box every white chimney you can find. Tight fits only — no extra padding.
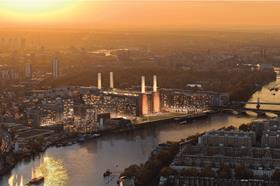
[98,73,102,90]
[110,72,114,89]
[141,76,145,93]
[153,75,157,92]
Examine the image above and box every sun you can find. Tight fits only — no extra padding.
[0,0,75,15]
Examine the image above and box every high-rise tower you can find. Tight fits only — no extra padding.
[52,57,60,78]
[25,63,32,79]
[97,73,102,90]
[110,72,114,89]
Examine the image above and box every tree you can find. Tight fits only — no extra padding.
[160,167,177,177]
[121,164,143,186]
[234,165,253,179]
[239,124,250,131]
[200,167,215,177]
[121,143,180,186]
[28,137,45,153]
[225,125,236,131]
[272,170,280,181]
[122,164,141,178]
[180,168,200,177]
[217,164,232,179]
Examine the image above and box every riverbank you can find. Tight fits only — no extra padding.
[120,124,248,186]
[1,113,258,186]
[2,73,278,185]
[99,111,214,135]
[0,111,216,177]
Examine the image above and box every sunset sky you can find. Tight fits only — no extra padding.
[1,1,280,30]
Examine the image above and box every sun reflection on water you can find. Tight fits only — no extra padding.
[39,156,68,186]
[8,156,68,186]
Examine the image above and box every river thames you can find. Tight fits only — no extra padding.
[1,77,280,186]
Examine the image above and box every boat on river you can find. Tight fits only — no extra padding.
[26,176,44,185]
[179,120,188,125]
[103,169,112,177]
[77,136,85,143]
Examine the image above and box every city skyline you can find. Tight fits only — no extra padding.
[2,1,280,186]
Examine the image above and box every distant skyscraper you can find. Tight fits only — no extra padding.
[97,73,102,90]
[110,72,114,89]
[52,57,60,78]
[262,48,266,58]
[25,63,32,79]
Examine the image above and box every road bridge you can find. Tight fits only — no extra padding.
[236,102,280,106]
[232,97,280,110]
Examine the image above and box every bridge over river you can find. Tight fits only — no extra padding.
[222,98,280,116]
[229,72,280,116]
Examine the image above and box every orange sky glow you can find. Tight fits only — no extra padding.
[1,1,280,30]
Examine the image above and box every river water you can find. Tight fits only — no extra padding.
[1,77,280,186]
[246,73,280,111]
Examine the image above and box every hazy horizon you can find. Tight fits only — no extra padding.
[1,1,280,31]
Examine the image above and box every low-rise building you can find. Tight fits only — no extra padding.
[261,119,280,148]
[167,121,280,184]
[198,130,256,147]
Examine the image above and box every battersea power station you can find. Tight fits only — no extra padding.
[79,72,228,118]
[80,72,161,118]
